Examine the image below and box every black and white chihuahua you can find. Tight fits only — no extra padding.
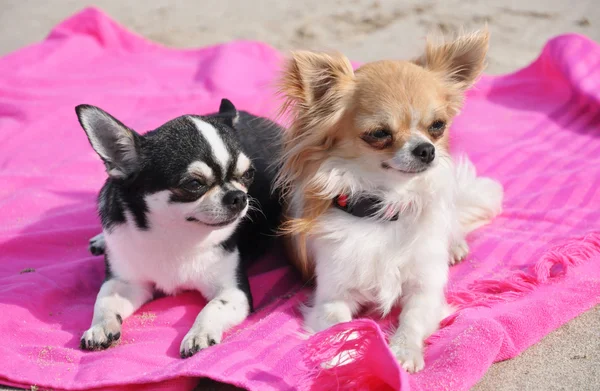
[76,99,283,358]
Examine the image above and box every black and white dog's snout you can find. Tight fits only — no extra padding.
[222,190,247,213]
[411,142,435,164]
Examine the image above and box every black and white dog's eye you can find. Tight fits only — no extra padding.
[182,179,204,192]
[241,168,255,183]
[428,120,446,134]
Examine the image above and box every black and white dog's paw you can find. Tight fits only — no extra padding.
[80,319,122,350]
[179,327,221,358]
[89,233,106,256]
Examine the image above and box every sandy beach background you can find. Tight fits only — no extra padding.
[1,1,599,390]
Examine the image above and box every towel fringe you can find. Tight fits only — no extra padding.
[301,232,600,390]
[447,232,600,308]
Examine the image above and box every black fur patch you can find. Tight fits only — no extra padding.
[98,184,125,231]
[123,192,149,229]
[220,233,237,253]
[235,254,254,312]
[104,254,113,281]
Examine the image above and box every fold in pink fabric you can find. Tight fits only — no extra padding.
[0,8,599,391]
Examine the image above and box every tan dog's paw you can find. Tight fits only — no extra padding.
[450,238,469,265]
[390,342,425,373]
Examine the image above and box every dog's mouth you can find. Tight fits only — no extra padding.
[185,216,239,227]
[381,162,428,174]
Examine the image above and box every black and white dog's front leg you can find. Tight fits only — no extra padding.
[81,276,153,350]
[179,287,250,358]
[179,250,252,358]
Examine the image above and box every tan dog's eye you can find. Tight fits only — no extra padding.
[361,129,393,149]
[428,120,446,137]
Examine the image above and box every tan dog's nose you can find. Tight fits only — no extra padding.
[412,143,435,164]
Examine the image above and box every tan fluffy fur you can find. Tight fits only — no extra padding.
[276,29,489,280]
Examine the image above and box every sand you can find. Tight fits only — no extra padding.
[1,1,599,390]
[2,0,600,73]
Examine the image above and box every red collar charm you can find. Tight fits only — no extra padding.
[333,194,399,221]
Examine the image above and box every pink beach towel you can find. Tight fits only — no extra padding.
[1,8,599,391]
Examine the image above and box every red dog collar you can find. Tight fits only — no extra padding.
[333,194,399,221]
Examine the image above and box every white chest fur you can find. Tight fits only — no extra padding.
[104,212,239,297]
[303,162,457,320]
[311,199,453,312]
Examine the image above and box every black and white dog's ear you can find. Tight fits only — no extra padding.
[75,105,140,179]
[219,98,237,116]
[218,98,239,127]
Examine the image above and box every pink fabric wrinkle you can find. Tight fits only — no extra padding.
[301,319,404,391]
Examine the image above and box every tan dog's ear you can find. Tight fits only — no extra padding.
[415,29,489,90]
[278,50,354,118]
[274,51,355,220]
[275,52,355,277]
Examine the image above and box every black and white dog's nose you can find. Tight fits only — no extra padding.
[223,190,247,212]
[412,143,435,164]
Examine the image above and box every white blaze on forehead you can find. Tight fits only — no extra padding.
[406,132,431,149]
[409,107,422,130]
[189,117,230,171]
[188,161,214,181]
[235,154,251,176]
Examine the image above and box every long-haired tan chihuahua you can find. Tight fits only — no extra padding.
[275,29,503,372]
